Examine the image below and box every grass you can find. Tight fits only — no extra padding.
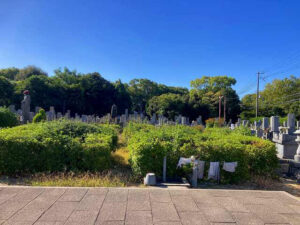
[111,133,130,166]
[29,171,129,187]
[0,170,140,187]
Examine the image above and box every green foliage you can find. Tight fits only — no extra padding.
[190,76,240,121]
[33,109,46,123]
[0,76,14,106]
[0,120,118,175]
[0,107,19,128]
[0,66,47,81]
[241,76,300,119]
[128,78,188,112]
[146,93,186,119]
[124,123,278,183]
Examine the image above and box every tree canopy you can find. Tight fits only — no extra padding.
[0,65,299,121]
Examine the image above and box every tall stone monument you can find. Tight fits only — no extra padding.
[111,104,118,119]
[21,90,31,124]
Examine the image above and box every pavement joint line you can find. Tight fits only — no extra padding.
[6,187,46,222]
[169,190,182,224]
[32,188,67,225]
[147,190,154,225]
[93,187,109,225]
[123,188,129,224]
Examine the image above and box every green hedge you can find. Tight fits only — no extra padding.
[0,107,18,128]
[124,123,278,183]
[0,120,118,175]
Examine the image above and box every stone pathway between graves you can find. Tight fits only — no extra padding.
[0,187,300,225]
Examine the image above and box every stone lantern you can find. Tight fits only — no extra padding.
[294,130,300,162]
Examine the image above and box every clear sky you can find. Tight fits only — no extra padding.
[1,0,299,96]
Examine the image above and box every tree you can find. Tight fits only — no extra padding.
[146,93,186,119]
[15,66,47,80]
[190,76,240,121]
[241,76,300,119]
[0,67,19,80]
[113,80,131,114]
[0,77,14,106]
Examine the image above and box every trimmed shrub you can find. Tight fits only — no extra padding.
[124,123,278,183]
[33,108,46,123]
[0,120,118,175]
[0,107,18,128]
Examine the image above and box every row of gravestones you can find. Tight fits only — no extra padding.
[6,93,204,127]
[230,113,300,161]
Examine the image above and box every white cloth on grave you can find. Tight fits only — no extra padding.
[177,157,192,168]
[208,162,220,181]
[197,160,205,179]
[223,162,238,172]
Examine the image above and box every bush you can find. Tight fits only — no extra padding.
[33,108,46,123]
[125,123,278,183]
[0,120,118,175]
[0,107,18,128]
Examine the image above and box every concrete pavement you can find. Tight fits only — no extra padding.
[0,186,299,225]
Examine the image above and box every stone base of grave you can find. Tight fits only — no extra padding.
[276,142,298,159]
[294,155,300,162]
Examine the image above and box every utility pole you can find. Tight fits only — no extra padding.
[219,96,223,122]
[256,72,264,118]
[223,96,226,122]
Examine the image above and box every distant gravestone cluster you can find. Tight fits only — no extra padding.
[7,92,204,127]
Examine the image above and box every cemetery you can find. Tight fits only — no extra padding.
[0,91,299,187]
[1,1,300,223]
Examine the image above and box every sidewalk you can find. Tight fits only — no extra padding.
[0,186,299,224]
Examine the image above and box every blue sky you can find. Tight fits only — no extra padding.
[0,0,299,96]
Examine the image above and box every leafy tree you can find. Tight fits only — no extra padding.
[146,93,186,119]
[241,76,300,119]
[79,72,115,115]
[190,76,240,121]
[0,67,19,80]
[15,66,47,80]
[128,79,160,112]
[113,79,131,114]
[0,77,14,106]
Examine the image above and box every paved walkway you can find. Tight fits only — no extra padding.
[0,187,299,225]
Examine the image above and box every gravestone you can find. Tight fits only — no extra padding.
[181,116,187,125]
[35,106,41,114]
[8,105,16,114]
[196,116,202,125]
[111,104,118,119]
[57,112,62,119]
[150,113,157,124]
[287,113,295,133]
[125,109,129,119]
[21,90,31,124]
[29,112,34,122]
[237,118,241,126]
[270,116,280,132]
[65,110,71,119]
[294,130,300,162]
[262,117,269,130]
[82,115,88,123]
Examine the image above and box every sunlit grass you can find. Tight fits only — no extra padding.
[26,170,137,187]
[111,133,130,166]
